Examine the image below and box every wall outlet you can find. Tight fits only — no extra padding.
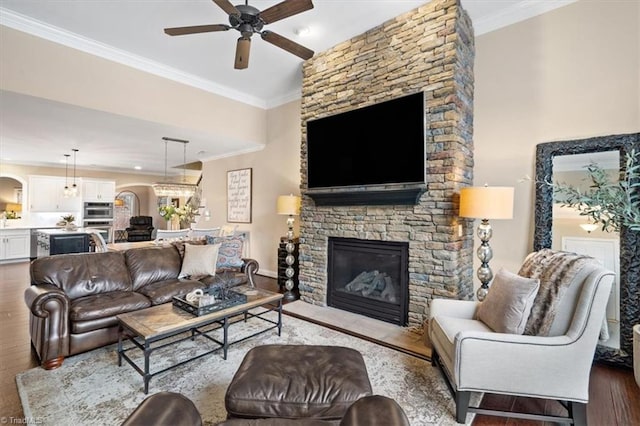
[458,224,463,237]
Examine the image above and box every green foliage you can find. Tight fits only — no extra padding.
[158,204,176,221]
[552,150,640,232]
[61,214,75,224]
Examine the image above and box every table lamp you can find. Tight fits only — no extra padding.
[459,185,514,301]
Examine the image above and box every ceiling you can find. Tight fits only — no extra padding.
[0,0,576,176]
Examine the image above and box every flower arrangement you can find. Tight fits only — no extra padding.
[158,202,198,225]
[177,203,197,225]
[158,204,176,221]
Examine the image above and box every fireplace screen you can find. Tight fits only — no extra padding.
[327,237,409,325]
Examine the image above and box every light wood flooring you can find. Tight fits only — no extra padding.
[2,260,639,425]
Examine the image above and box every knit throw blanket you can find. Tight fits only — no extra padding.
[518,248,593,336]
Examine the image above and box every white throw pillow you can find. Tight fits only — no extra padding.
[179,243,221,278]
[476,268,540,334]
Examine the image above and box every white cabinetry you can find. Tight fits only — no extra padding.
[28,176,82,212]
[0,229,30,261]
[83,179,116,202]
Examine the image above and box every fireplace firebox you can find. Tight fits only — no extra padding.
[327,237,409,325]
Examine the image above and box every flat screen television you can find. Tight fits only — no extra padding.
[306,92,426,191]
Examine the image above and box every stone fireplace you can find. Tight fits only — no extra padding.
[327,237,409,325]
[298,0,475,327]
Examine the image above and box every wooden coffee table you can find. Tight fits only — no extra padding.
[117,285,283,393]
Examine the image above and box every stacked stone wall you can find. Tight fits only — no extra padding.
[299,0,475,326]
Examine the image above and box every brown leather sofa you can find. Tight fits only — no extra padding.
[122,393,409,426]
[24,243,259,370]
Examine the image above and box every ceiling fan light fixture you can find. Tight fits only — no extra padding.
[235,37,251,69]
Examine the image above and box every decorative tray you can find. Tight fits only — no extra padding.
[172,289,247,316]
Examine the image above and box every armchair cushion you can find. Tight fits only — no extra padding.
[476,268,540,334]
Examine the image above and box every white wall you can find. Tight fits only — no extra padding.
[472,0,639,280]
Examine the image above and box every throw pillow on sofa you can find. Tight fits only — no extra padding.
[476,267,540,334]
[206,235,245,270]
[179,243,222,279]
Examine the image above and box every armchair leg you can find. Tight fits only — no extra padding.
[455,390,471,424]
[568,401,587,426]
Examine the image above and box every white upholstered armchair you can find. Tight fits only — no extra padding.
[429,250,614,425]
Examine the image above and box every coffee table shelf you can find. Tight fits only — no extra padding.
[117,285,283,393]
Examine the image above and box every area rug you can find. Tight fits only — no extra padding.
[16,311,480,425]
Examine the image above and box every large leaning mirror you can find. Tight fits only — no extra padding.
[534,133,639,368]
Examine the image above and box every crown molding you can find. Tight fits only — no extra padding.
[0,8,268,109]
[472,0,578,35]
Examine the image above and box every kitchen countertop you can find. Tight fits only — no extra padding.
[35,228,93,235]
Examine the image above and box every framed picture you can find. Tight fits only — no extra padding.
[227,168,252,223]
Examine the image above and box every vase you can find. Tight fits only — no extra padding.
[168,216,180,230]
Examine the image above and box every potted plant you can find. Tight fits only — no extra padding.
[61,214,76,230]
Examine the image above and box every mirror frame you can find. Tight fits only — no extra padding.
[534,132,639,368]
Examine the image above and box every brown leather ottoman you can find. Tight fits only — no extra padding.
[225,345,373,420]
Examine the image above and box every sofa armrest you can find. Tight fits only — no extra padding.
[24,284,71,368]
[241,258,259,288]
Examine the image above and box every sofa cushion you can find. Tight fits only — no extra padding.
[30,251,132,300]
[206,235,245,270]
[172,239,207,259]
[126,246,182,291]
[179,243,222,279]
[476,268,540,334]
[69,291,151,333]
[136,278,205,305]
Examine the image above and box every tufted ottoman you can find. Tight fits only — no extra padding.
[225,345,373,420]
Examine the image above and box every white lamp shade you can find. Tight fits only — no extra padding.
[277,195,301,215]
[459,186,514,219]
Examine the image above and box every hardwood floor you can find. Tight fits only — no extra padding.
[2,260,638,425]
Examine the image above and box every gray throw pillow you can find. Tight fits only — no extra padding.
[476,267,540,334]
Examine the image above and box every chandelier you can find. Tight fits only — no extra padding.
[152,137,198,198]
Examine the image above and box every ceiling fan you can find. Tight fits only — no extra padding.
[164,0,315,70]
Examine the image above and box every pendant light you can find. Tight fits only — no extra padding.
[63,154,71,198]
[152,137,197,197]
[70,148,79,197]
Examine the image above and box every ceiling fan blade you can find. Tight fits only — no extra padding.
[164,24,230,36]
[212,0,241,17]
[259,0,314,24]
[235,37,251,69]
[261,30,314,60]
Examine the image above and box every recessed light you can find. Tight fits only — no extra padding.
[134,166,142,170]
[294,27,310,37]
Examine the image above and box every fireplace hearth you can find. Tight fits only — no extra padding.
[327,237,409,326]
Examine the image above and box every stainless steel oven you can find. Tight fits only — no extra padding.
[84,202,114,220]
[83,202,113,243]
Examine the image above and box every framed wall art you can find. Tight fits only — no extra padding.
[227,168,252,223]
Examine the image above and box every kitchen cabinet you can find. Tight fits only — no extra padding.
[28,176,82,212]
[0,229,30,261]
[83,179,116,202]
